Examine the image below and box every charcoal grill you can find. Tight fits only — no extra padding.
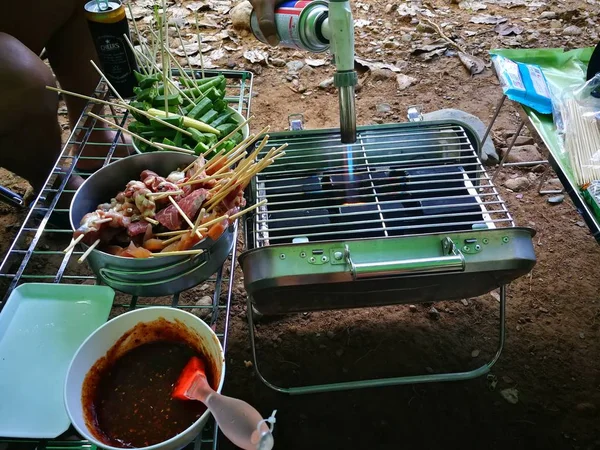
[239,119,536,394]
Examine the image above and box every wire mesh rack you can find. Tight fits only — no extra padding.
[0,69,253,450]
[250,122,515,247]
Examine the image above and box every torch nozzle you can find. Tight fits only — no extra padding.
[338,85,357,144]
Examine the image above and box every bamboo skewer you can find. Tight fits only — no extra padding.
[162,234,183,246]
[88,112,194,154]
[195,13,205,79]
[126,2,150,75]
[168,196,203,239]
[78,239,101,263]
[562,98,600,185]
[64,234,84,253]
[146,190,184,197]
[154,230,189,237]
[94,218,113,225]
[46,86,193,138]
[145,217,160,225]
[177,172,229,187]
[159,0,169,116]
[192,207,206,234]
[175,22,199,89]
[180,116,255,173]
[229,199,268,221]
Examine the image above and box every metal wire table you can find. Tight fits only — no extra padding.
[0,69,253,450]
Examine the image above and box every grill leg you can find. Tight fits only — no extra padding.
[246,286,507,395]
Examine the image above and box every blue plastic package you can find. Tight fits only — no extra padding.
[491,54,553,115]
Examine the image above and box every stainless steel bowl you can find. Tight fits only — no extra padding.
[70,152,235,297]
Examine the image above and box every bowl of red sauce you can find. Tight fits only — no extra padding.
[64,307,224,450]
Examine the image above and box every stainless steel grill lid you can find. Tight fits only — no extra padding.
[239,120,536,315]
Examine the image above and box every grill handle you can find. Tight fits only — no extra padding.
[345,237,465,280]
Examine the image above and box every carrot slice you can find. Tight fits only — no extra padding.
[143,238,165,251]
[106,245,124,256]
[207,220,228,241]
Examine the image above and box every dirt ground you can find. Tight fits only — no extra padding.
[2,0,600,449]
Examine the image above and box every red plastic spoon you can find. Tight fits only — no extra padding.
[173,357,276,450]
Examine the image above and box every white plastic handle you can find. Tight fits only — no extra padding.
[204,393,276,450]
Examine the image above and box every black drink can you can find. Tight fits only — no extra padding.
[84,0,138,98]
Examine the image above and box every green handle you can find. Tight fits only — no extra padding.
[345,237,465,280]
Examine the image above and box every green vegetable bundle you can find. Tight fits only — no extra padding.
[128,71,244,158]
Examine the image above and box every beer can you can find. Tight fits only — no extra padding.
[250,0,329,53]
[84,0,139,98]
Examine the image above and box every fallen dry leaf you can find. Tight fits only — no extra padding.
[187,55,218,68]
[458,51,486,75]
[305,58,328,67]
[354,19,372,28]
[494,22,523,35]
[459,0,487,10]
[243,49,268,64]
[355,56,404,72]
[125,4,147,20]
[469,14,508,24]
[186,1,209,12]
[209,48,226,61]
[208,0,233,14]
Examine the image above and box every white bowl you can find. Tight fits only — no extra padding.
[132,106,249,154]
[64,307,225,450]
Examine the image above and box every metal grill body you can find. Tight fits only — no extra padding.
[240,121,536,315]
[0,70,253,448]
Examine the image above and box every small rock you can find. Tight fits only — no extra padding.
[230,0,253,31]
[563,25,583,35]
[244,360,253,368]
[409,304,417,312]
[490,291,501,302]
[371,69,395,82]
[376,103,392,113]
[540,11,557,19]
[200,284,210,291]
[550,19,562,28]
[506,144,543,163]
[384,3,394,13]
[326,331,335,339]
[461,299,469,306]
[318,77,334,89]
[191,295,212,317]
[502,376,514,384]
[286,60,304,73]
[539,307,549,313]
[512,135,535,146]
[504,176,530,192]
[501,388,519,404]
[471,349,480,358]
[335,348,344,357]
[575,402,597,416]
[396,73,417,90]
[270,58,286,67]
[576,220,586,227]
[579,332,585,339]
[531,164,546,173]
[547,195,565,205]
[416,22,434,33]
[226,60,237,69]
[516,193,523,199]
[401,33,413,42]
[428,306,440,320]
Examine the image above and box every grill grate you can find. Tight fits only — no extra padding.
[0,70,253,450]
[250,123,514,246]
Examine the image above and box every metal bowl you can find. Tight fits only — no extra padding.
[70,152,235,297]
[131,107,249,154]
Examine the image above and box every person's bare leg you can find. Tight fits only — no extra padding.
[0,32,62,193]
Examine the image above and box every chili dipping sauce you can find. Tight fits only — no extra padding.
[82,318,218,448]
